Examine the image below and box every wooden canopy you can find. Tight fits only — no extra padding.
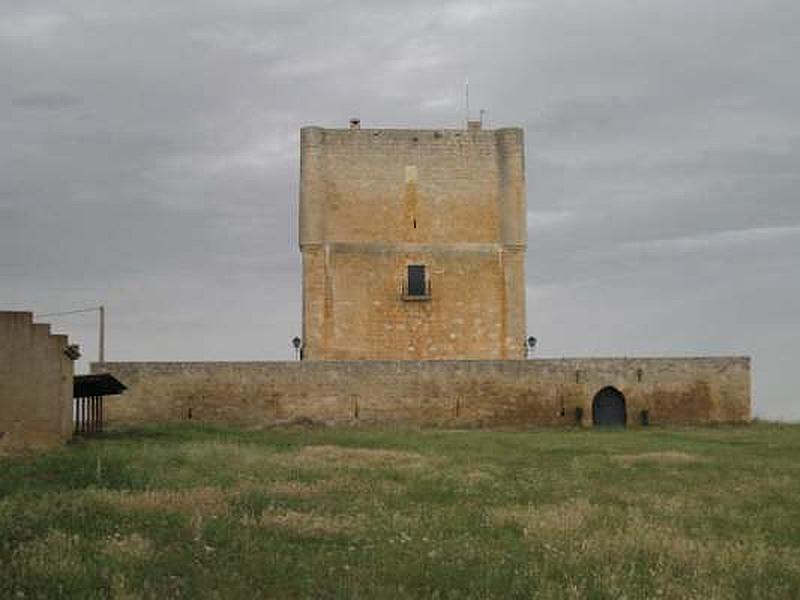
[73,374,126,398]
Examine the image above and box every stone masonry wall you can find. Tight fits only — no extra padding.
[299,126,526,360]
[302,245,525,360]
[94,357,750,428]
[0,312,75,450]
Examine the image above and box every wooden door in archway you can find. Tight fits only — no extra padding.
[592,386,626,427]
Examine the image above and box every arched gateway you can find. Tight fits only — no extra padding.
[592,387,626,427]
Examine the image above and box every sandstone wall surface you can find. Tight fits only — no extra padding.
[299,126,526,360]
[94,357,750,428]
[0,312,74,450]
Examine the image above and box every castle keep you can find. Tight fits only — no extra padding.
[299,121,526,360]
[0,121,753,451]
[88,120,751,429]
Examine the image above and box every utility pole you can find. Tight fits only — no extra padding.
[35,305,106,363]
[464,78,470,127]
[99,305,105,363]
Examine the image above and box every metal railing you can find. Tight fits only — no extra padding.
[74,395,104,436]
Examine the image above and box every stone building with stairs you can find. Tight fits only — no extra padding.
[0,311,79,450]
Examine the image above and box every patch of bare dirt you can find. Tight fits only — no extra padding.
[244,508,362,536]
[460,469,497,484]
[264,480,328,497]
[245,416,330,431]
[613,491,698,516]
[491,498,595,536]
[11,530,83,577]
[87,487,229,515]
[287,445,428,469]
[102,532,152,560]
[613,451,704,466]
[578,511,800,575]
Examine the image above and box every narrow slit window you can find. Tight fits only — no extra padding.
[407,265,427,296]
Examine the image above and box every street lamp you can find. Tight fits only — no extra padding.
[526,336,537,359]
[292,336,303,360]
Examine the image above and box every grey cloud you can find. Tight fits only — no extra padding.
[1,0,798,419]
[11,91,82,109]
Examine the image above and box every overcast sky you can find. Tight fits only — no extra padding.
[2,0,798,420]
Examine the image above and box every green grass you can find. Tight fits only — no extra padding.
[2,423,799,599]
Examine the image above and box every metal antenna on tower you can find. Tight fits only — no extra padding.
[464,78,470,127]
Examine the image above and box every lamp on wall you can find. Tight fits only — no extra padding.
[526,336,537,359]
[292,336,303,360]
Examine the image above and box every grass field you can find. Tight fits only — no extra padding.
[1,423,799,599]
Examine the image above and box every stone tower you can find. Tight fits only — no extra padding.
[299,120,526,360]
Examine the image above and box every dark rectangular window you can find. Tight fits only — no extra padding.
[407,265,426,296]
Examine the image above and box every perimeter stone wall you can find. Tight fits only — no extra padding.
[94,357,750,428]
